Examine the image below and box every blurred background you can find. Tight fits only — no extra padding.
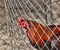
[0,0,60,50]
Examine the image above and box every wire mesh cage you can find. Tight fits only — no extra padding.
[5,0,60,50]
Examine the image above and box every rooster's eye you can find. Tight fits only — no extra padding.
[22,23,24,25]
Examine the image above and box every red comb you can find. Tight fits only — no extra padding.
[18,18,24,22]
[17,18,24,28]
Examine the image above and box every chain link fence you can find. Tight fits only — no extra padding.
[5,0,60,50]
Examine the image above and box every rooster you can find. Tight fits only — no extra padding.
[17,18,53,50]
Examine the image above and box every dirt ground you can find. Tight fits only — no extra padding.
[0,0,60,50]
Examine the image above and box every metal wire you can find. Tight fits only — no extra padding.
[5,0,60,50]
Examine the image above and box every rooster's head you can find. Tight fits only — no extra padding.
[17,18,29,29]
